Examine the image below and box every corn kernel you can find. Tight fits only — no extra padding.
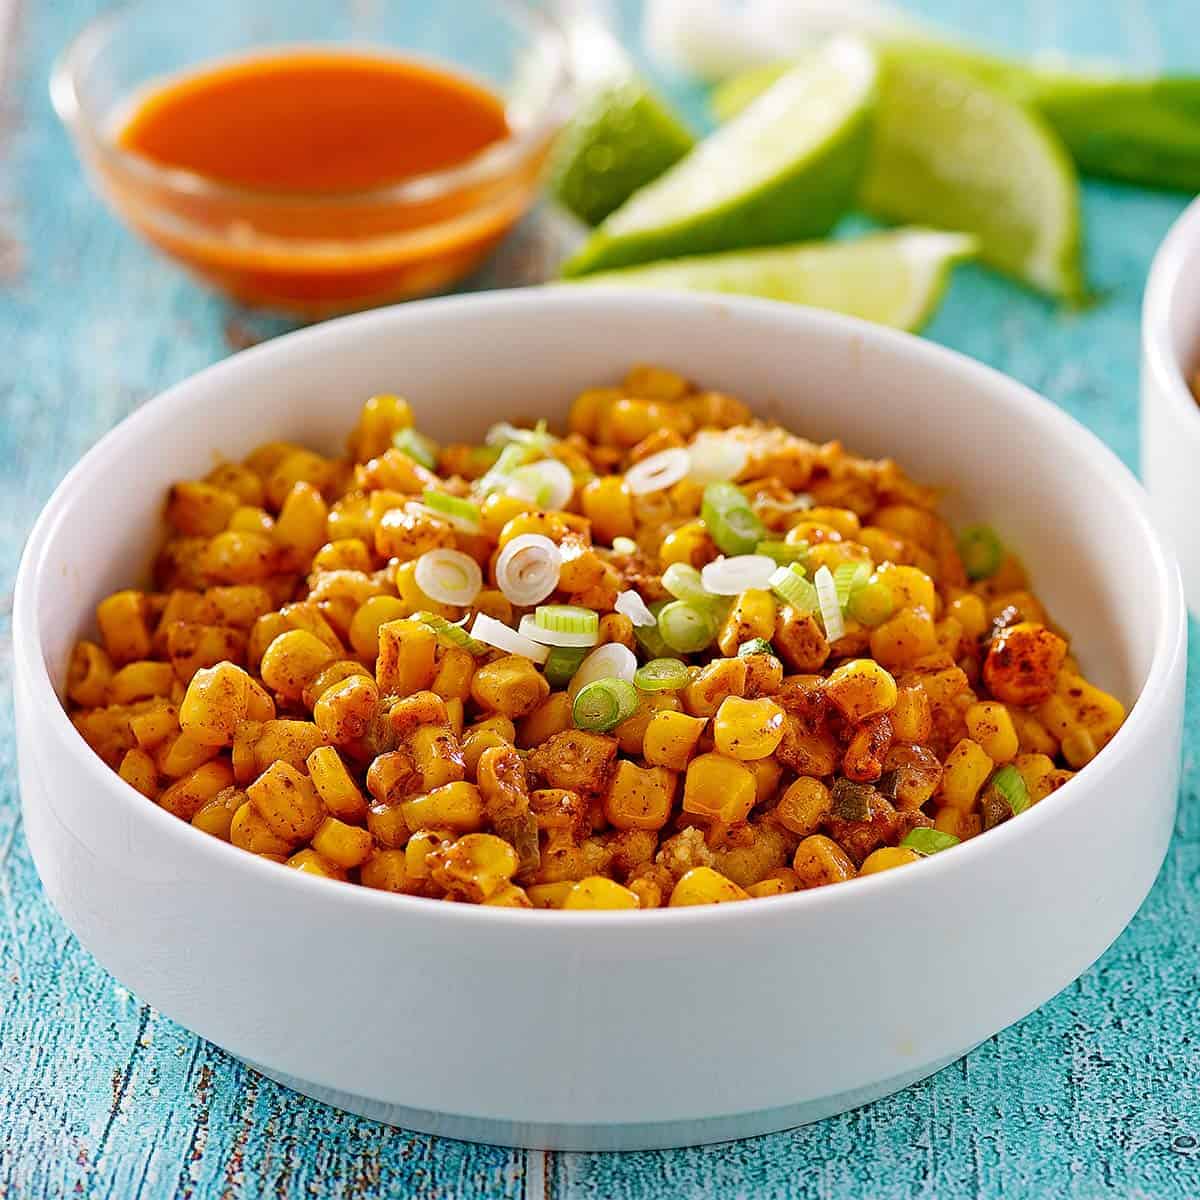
[965,701,1019,763]
[682,753,757,824]
[563,876,641,909]
[470,655,550,718]
[247,761,325,841]
[940,738,994,810]
[401,782,485,833]
[859,846,922,875]
[793,835,856,888]
[668,866,749,906]
[643,709,707,770]
[286,848,347,881]
[604,760,677,831]
[360,849,412,892]
[713,696,785,760]
[311,816,375,869]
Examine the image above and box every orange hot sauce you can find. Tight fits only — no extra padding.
[105,51,552,315]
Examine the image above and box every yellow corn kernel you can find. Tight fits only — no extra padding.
[366,801,410,848]
[97,590,152,664]
[403,828,451,882]
[1010,707,1059,757]
[875,564,937,612]
[1039,672,1125,747]
[527,881,575,909]
[157,728,220,778]
[310,815,375,869]
[444,698,465,737]
[462,726,515,775]
[274,481,328,565]
[746,876,796,899]
[129,701,179,751]
[947,592,987,639]
[206,461,265,507]
[476,493,533,539]
[375,618,437,698]
[613,692,680,756]
[347,393,413,462]
[712,696,786,760]
[264,448,330,511]
[1012,753,1057,804]
[1060,727,1099,767]
[860,846,922,875]
[247,761,325,841]
[659,521,714,568]
[401,782,485,833]
[792,835,857,889]
[716,589,777,657]
[67,640,114,707]
[669,866,749,907]
[483,883,534,908]
[890,684,932,743]
[360,849,412,892]
[869,606,938,669]
[429,832,519,901]
[159,758,234,820]
[965,701,1019,763]
[470,655,550,718]
[409,724,467,791]
[107,661,176,705]
[428,646,475,702]
[581,476,635,543]
[286,848,347,881]
[934,805,983,841]
[496,510,568,549]
[681,657,747,717]
[625,363,689,400]
[773,777,831,837]
[230,800,292,856]
[940,738,994,810]
[251,719,327,775]
[682,753,757,824]
[228,505,274,535]
[311,538,372,573]
[604,760,677,831]
[178,661,251,746]
[313,675,379,750]
[345,596,407,662]
[118,748,158,798]
[202,530,278,584]
[260,630,335,702]
[191,786,244,840]
[518,691,574,749]
[562,876,640,910]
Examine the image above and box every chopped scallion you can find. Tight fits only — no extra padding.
[422,490,481,531]
[737,637,775,658]
[901,827,961,856]
[535,605,600,636]
[769,563,818,613]
[572,677,639,732]
[958,524,1004,581]
[657,600,718,654]
[756,540,808,566]
[392,428,438,471]
[833,561,871,608]
[701,482,765,556]
[634,657,690,692]
[634,600,672,658]
[410,611,488,655]
[990,764,1030,815]
[847,580,896,627]
[543,645,588,689]
[661,562,710,603]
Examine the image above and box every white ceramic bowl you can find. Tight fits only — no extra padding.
[1143,194,1200,614]
[15,291,1186,1151]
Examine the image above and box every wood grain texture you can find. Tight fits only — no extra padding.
[2,0,1199,1197]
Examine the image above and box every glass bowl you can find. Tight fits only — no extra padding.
[51,0,571,317]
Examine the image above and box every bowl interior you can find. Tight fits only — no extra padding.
[30,293,1166,713]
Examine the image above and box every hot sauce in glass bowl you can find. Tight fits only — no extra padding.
[52,1,570,317]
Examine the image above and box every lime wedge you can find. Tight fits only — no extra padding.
[568,229,975,331]
[860,54,1083,300]
[548,15,695,228]
[561,38,878,278]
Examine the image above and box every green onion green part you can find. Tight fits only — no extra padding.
[634,657,691,692]
[422,490,481,530]
[846,580,896,627]
[833,561,872,608]
[756,539,808,566]
[410,611,488,655]
[737,637,775,658]
[769,563,819,613]
[701,482,765,556]
[543,645,589,689]
[990,764,1030,815]
[634,600,672,658]
[573,677,639,732]
[657,600,719,654]
[901,827,961,856]
[392,428,439,471]
[661,562,710,603]
[958,524,1005,581]
[535,605,600,635]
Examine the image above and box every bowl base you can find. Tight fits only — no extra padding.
[240,1051,970,1151]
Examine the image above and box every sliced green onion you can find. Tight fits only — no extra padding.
[422,490,481,532]
[687,433,748,484]
[486,419,555,453]
[701,482,765,557]
[536,605,600,636]
[414,548,483,608]
[392,428,438,471]
[476,443,528,495]
[625,448,691,496]
[847,580,896,627]
[658,600,718,654]
[518,614,599,649]
[411,611,489,656]
[573,677,639,732]
[757,540,808,566]
[737,637,775,658]
[902,827,961,856]
[833,561,872,608]
[570,642,638,697]
[661,562,710,603]
[543,645,588,688]
[634,657,690,691]
[814,565,844,642]
[634,600,672,658]
[469,445,501,472]
[769,564,818,613]
[958,524,1004,581]
[508,459,574,510]
[990,764,1030,815]
[612,536,638,556]
[615,589,657,627]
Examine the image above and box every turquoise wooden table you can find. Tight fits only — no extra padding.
[3,0,1200,1195]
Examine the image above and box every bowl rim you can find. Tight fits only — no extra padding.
[14,289,1187,931]
[49,0,572,210]
[1143,193,1200,435]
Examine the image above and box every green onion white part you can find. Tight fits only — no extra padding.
[661,562,711,603]
[485,420,556,453]
[611,536,638,555]
[569,642,638,697]
[624,447,692,496]
[469,613,551,663]
[421,490,482,532]
[494,534,562,606]
[414,549,483,608]
[615,589,657,627]
[508,459,575,509]
[518,614,599,648]
[814,565,843,641]
[687,433,748,484]
[756,493,813,514]
[701,554,776,595]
